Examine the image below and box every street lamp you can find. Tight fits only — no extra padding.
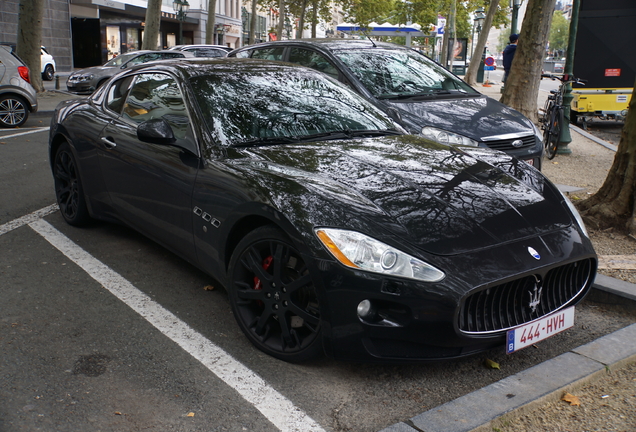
[284,17,292,40]
[473,7,486,83]
[173,0,190,45]
[472,7,485,59]
[510,0,523,36]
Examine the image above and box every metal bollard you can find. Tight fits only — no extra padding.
[55,75,60,90]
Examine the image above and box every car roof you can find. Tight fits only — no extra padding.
[126,57,322,78]
[233,38,409,52]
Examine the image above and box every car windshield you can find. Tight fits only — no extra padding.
[334,48,478,99]
[103,52,140,67]
[191,68,399,147]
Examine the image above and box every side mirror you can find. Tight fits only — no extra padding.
[137,118,176,145]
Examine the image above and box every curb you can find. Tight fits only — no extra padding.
[379,278,636,432]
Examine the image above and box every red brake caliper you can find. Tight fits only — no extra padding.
[253,255,274,291]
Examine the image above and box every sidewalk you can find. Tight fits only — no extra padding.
[34,84,636,432]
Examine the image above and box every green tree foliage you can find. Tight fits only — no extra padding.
[548,10,569,56]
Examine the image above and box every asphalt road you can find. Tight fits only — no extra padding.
[1,117,634,432]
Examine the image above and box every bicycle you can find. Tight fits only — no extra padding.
[540,73,587,159]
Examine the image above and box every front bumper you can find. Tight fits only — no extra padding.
[311,227,596,362]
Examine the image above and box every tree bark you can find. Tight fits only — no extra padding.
[248,0,257,44]
[277,0,285,40]
[311,0,318,38]
[206,0,218,44]
[577,79,636,234]
[297,0,308,39]
[464,0,500,87]
[17,0,44,93]
[142,0,162,50]
[499,0,556,122]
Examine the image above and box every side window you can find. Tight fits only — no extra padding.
[162,52,185,59]
[233,50,251,59]
[250,47,285,61]
[126,53,162,67]
[105,75,135,114]
[288,48,339,80]
[122,73,191,141]
[197,48,225,57]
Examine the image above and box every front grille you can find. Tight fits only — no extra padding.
[483,135,536,151]
[459,258,594,334]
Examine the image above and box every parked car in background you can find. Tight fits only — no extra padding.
[169,44,231,58]
[0,43,38,127]
[554,63,564,73]
[231,39,545,169]
[40,46,56,80]
[0,43,57,81]
[66,50,193,94]
[49,58,596,363]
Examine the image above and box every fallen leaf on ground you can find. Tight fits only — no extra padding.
[562,393,581,406]
[203,285,215,291]
[484,359,500,369]
[187,412,195,417]
[114,412,122,415]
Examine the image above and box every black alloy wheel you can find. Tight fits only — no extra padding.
[53,142,90,226]
[0,95,28,128]
[43,64,55,81]
[228,225,323,362]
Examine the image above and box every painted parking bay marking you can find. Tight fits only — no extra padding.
[0,126,49,140]
[28,218,325,432]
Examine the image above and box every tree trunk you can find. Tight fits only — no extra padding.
[17,0,44,93]
[499,0,556,122]
[465,0,500,86]
[577,79,636,234]
[311,0,318,38]
[206,0,218,44]
[277,0,285,40]
[248,0,257,44]
[142,0,162,50]
[297,0,308,39]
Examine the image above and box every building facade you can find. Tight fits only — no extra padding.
[0,0,241,71]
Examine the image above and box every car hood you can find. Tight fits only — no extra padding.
[71,66,115,76]
[385,95,536,139]
[234,135,571,256]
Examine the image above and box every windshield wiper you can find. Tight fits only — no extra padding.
[378,89,470,100]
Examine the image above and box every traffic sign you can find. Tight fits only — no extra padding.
[484,56,495,67]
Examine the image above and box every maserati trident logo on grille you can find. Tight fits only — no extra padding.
[512,139,524,148]
[528,246,541,260]
[528,276,543,313]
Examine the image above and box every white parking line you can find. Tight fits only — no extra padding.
[28,218,325,432]
[0,204,58,236]
[0,127,49,140]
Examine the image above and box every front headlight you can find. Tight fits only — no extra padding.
[559,190,589,238]
[421,126,479,147]
[315,228,445,282]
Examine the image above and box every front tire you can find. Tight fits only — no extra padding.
[228,225,323,362]
[53,142,91,226]
[43,64,55,81]
[0,95,29,128]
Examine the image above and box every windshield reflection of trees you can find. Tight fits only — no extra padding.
[336,50,476,97]
[190,71,393,146]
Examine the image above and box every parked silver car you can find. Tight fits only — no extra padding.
[66,50,194,94]
[0,43,38,128]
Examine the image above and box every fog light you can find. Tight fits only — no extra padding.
[357,299,375,319]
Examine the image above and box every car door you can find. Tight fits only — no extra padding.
[97,72,200,261]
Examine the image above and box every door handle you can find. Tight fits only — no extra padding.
[100,136,117,149]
